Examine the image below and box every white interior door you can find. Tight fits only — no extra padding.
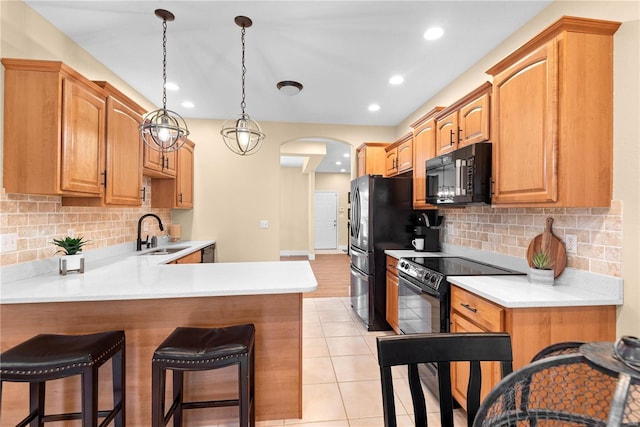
[314,191,338,250]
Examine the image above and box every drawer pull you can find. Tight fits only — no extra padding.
[461,303,478,313]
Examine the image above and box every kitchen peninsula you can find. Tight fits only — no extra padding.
[0,241,317,425]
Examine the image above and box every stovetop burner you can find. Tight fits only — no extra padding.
[397,256,525,294]
[404,256,524,277]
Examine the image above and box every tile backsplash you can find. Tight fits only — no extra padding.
[0,178,171,266]
[439,200,622,277]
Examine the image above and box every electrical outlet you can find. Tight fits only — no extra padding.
[0,233,18,253]
[143,223,149,232]
[67,228,75,236]
[259,220,269,229]
[565,234,577,254]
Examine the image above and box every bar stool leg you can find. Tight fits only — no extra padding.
[239,357,248,427]
[152,364,165,427]
[172,370,183,427]
[250,350,256,427]
[28,381,45,427]
[112,345,126,427]
[81,365,99,427]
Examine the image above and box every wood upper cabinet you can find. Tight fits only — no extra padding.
[487,16,620,207]
[450,284,616,408]
[410,107,444,209]
[152,139,195,209]
[384,133,412,177]
[2,59,107,196]
[434,82,491,156]
[385,256,400,334]
[144,141,177,178]
[63,81,144,207]
[356,142,388,176]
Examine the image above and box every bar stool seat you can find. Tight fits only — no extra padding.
[152,324,255,427]
[0,330,126,427]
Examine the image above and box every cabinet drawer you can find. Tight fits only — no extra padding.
[386,256,398,276]
[451,286,503,331]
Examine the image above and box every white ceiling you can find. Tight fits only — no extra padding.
[24,0,552,173]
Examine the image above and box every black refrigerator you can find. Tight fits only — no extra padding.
[349,174,414,331]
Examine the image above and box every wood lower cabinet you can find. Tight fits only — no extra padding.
[152,139,195,209]
[174,249,202,264]
[385,256,400,333]
[2,59,107,197]
[356,142,388,176]
[63,82,144,207]
[487,16,620,207]
[384,133,413,177]
[434,83,491,156]
[450,285,616,409]
[410,107,444,209]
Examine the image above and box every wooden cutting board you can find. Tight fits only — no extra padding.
[526,217,567,278]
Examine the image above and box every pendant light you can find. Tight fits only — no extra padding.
[221,16,265,156]
[139,9,189,153]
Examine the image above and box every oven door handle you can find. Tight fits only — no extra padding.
[399,275,441,299]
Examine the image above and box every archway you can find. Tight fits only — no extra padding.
[279,137,353,259]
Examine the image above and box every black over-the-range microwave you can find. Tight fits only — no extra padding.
[425,142,492,206]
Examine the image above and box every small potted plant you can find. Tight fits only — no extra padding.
[529,250,555,286]
[53,236,89,275]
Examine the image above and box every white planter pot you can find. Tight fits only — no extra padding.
[529,267,554,286]
[59,254,85,275]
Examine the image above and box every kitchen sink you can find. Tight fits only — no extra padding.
[140,246,189,256]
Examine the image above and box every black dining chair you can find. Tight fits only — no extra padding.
[377,332,513,427]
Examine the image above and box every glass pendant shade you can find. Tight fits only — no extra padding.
[139,9,189,153]
[221,113,265,156]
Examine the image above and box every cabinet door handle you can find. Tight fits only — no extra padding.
[458,127,462,143]
[449,129,454,146]
[179,193,183,204]
[461,303,478,313]
[101,170,107,187]
[141,187,146,201]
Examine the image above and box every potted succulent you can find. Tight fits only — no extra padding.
[529,250,555,286]
[53,236,89,274]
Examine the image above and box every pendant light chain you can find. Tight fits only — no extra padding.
[220,15,265,156]
[139,9,189,153]
[162,18,168,111]
[240,25,247,114]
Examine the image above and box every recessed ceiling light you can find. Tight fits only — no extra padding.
[166,82,179,91]
[340,169,346,173]
[181,101,194,108]
[424,26,444,41]
[389,75,404,85]
[368,104,381,112]
[343,153,350,158]
[336,161,342,166]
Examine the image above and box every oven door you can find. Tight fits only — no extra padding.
[397,274,445,335]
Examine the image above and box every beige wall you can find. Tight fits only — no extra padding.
[280,167,309,253]
[1,0,638,335]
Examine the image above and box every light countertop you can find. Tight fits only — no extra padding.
[385,249,623,308]
[1,241,318,304]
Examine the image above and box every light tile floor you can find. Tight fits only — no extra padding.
[252,296,466,427]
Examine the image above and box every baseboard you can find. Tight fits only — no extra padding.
[280,250,309,257]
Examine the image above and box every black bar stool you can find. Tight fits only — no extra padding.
[0,330,126,427]
[151,324,255,427]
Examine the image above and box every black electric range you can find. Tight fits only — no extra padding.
[397,256,525,298]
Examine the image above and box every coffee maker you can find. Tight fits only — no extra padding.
[412,212,442,252]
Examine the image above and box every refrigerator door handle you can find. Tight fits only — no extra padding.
[350,265,367,280]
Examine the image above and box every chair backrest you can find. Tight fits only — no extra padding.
[376,332,513,427]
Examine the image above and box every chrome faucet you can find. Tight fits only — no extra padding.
[137,213,164,251]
